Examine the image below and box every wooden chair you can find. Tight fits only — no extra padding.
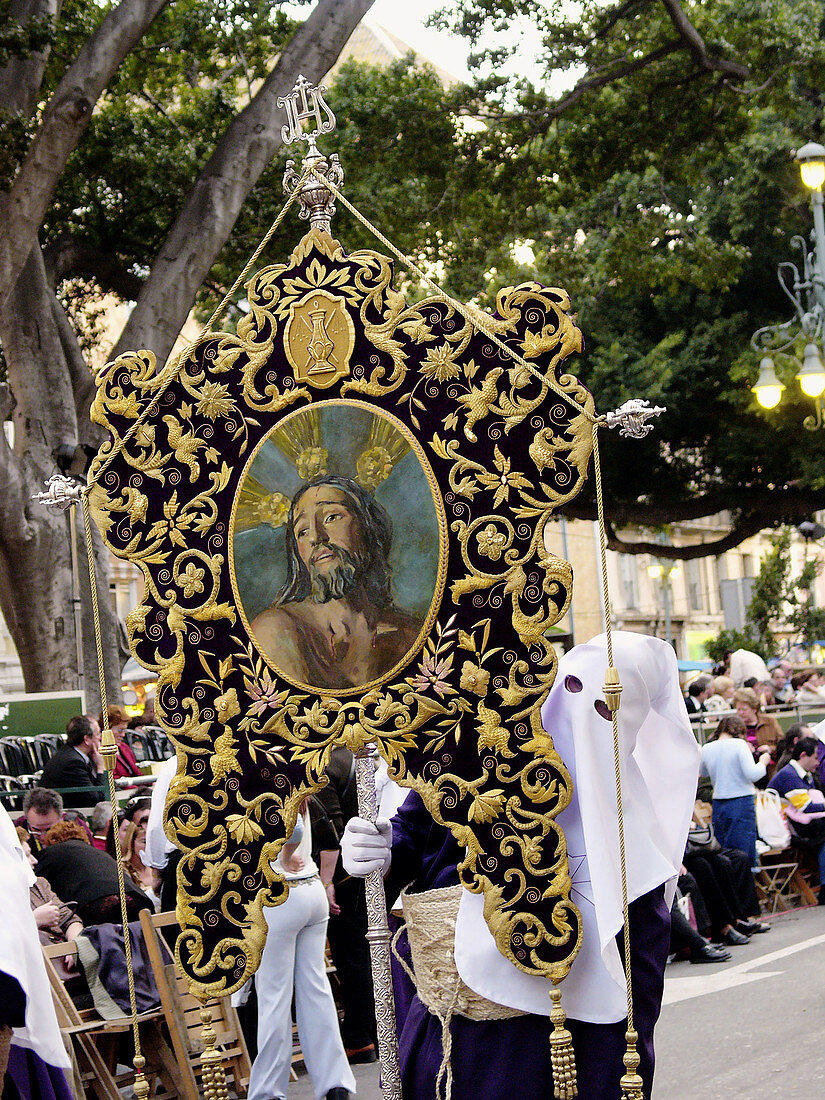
[756,848,818,912]
[139,908,252,1099]
[42,939,184,1100]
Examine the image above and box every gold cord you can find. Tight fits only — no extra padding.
[80,493,150,1100]
[591,424,643,1100]
[306,165,600,423]
[86,162,313,494]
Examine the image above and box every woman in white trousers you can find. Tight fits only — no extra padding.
[247,809,356,1100]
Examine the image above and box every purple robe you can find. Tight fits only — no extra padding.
[386,793,670,1100]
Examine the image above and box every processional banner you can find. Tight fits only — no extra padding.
[88,96,597,1000]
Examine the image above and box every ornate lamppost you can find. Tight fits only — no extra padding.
[751,141,825,428]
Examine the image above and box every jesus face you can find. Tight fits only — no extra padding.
[292,485,365,603]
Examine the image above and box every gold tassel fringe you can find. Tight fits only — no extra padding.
[199,1006,230,1100]
[549,988,577,1099]
[620,1027,644,1100]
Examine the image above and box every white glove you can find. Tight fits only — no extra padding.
[341,816,392,877]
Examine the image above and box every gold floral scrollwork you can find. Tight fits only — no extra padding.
[88,228,595,998]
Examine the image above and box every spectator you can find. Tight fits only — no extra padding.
[754,681,776,709]
[729,648,770,687]
[89,802,113,851]
[15,827,83,974]
[791,671,825,706]
[121,822,161,910]
[682,846,767,945]
[704,676,735,714]
[699,715,771,869]
[774,724,813,772]
[15,788,63,857]
[771,666,795,705]
[768,737,825,905]
[35,821,151,926]
[669,894,730,964]
[106,795,151,858]
[99,704,141,783]
[684,676,711,716]
[39,716,107,808]
[733,687,783,756]
[245,806,355,1100]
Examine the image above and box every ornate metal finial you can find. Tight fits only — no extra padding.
[604,399,666,439]
[279,74,343,234]
[32,473,82,513]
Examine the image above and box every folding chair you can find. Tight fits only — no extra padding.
[42,940,184,1100]
[756,848,818,912]
[139,909,252,1100]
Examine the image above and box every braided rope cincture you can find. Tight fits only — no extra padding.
[590,424,644,1100]
[86,162,313,494]
[80,492,150,1100]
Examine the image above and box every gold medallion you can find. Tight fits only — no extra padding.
[284,289,355,388]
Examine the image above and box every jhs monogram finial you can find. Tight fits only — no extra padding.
[277,74,337,154]
[280,75,343,234]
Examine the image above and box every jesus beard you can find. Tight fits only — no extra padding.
[309,544,367,603]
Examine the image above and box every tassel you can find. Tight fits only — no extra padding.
[131,1054,150,1100]
[199,1005,230,1100]
[619,1028,644,1100]
[603,666,623,713]
[549,989,577,1099]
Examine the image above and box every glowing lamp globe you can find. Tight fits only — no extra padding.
[796,141,825,191]
[796,343,825,399]
[751,357,784,409]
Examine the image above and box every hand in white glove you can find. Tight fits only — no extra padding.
[341,816,392,877]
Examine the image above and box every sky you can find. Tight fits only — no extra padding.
[370,0,548,85]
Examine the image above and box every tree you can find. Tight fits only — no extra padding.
[430,0,825,559]
[3,0,825,698]
[0,0,376,702]
[704,527,823,660]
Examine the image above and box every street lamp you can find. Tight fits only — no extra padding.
[751,139,825,429]
[647,559,681,649]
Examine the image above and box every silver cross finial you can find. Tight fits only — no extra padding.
[279,75,344,234]
[277,74,337,155]
[604,399,666,439]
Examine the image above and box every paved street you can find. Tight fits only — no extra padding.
[287,905,825,1099]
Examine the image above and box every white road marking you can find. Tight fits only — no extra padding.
[662,931,825,1005]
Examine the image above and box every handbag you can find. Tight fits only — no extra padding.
[686,820,721,854]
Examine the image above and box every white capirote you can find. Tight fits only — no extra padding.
[0,805,70,1069]
[454,631,699,1023]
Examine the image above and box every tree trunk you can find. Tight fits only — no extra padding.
[0,246,123,706]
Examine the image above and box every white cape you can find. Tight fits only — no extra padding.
[455,631,699,1023]
[0,806,70,1068]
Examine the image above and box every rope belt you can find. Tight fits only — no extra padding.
[394,885,524,1100]
[400,885,524,1022]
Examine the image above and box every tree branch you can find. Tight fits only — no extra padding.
[603,515,772,559]
[42,237,144,299]
[539,40,681,123]
[659,0,749,80]
[0,0,171,302]
[111,0,376,365]
[0,0,59,117]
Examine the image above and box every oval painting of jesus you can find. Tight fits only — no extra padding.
[230,399,447,694]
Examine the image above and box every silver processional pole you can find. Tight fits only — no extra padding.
[278,76,402,1098]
